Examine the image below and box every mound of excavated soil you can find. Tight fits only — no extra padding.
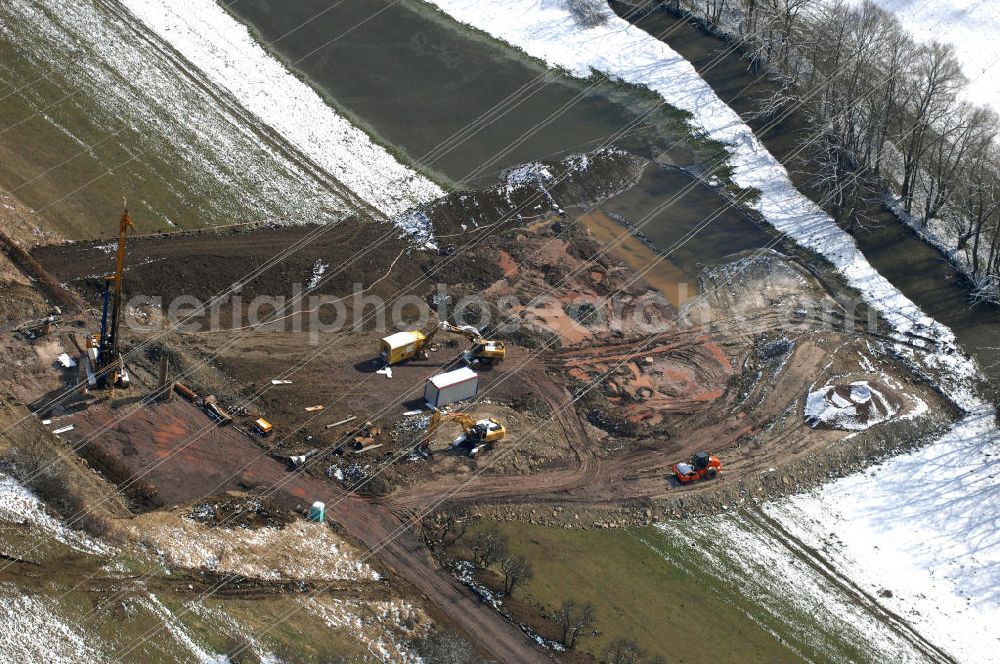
[33,218,427,311]
[188,493,294,530]
[124,509,378,582]
[31,149,647,322]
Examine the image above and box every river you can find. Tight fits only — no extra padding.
[227,0,695,185]
[612,3,1000,385]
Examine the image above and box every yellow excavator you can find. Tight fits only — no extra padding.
[85,205,133,388]
[439,321,506,364]
[379,319,505,366]
[423,410,506,455]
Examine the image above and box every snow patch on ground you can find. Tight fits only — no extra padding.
[307,260,329,291]
[0,590,105,663]
[128,517,378,582]
[119,0,443,220]
[304,597,426,663]
[767,417,1000,664]
[186,601,278,663]
[140,594,224,663]
[502,161,561,212]
[804,380,897,430]
[393,209,438,249]
[647,519,929,663]
[0,473,109,554]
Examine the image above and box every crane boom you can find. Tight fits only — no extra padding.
[108,207,133,360]
[97,206,133,383]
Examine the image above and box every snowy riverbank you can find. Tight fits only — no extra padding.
[424,1,998,660]
[120,0,443,222]
[107,0,443,231]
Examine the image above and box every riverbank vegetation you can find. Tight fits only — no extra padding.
[641,0,1000,304]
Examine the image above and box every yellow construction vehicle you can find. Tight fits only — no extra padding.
[379,319,441,365]
[379,318,506,366]
[424,410,506,455]
[439,321,505,364]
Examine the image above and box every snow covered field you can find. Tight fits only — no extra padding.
[119,0,443,219]
[855,0,1000,112]
[0,473,108,554]
[0,0,442,238]
[424,1,999,659]
[0,593,104,664]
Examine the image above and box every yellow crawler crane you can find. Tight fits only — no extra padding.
[93,205,133,388]
[424,410,506,455]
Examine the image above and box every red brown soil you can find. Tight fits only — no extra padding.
[29,215,951,517]
[565,334,733,427]
[61,398,553,664]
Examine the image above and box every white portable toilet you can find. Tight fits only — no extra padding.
[424,367,479,408]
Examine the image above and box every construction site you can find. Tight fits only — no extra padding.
[2,0,992,661]
[0,144,960,661]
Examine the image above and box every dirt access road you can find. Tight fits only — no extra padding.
[385,320,948,515]
[62,398,554,664]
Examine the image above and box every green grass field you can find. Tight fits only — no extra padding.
[468,520,799,663]
[465,516,903,664]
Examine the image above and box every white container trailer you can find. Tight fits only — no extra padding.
[424,367,479,408]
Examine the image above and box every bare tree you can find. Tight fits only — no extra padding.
[950,115,1000,250]
[499,555,533,596]
[921,105,995,222]
[471,529,508,568]
[566,0,611,28]
[603,638,644,664]
[669,0,1000,308]
[550,599,596,649]
[702,0,729,26]
[898,41,966,213]
[424,512,467,551]
[807,131,876,229]
[767,0,814,69]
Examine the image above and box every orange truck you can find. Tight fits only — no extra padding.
[672,451,722,484]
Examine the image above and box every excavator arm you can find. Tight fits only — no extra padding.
[423,410,505,453]
[440,321,506,363]
[425,410,477,439]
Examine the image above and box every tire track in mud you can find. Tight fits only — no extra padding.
[743,507,959,664]
[384,327,860,511]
